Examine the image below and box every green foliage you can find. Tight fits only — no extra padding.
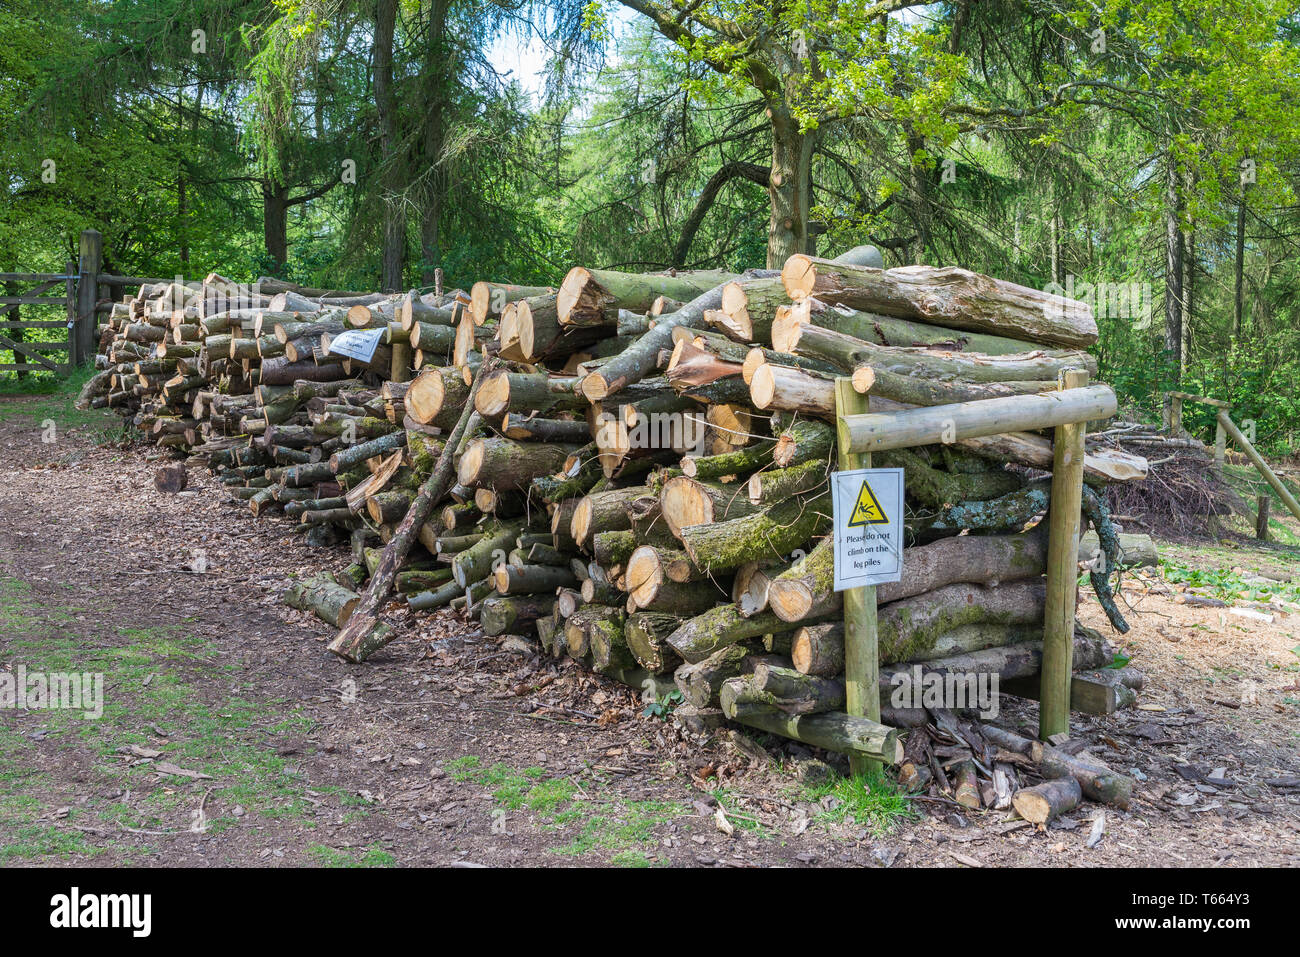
[4,2,1300,450]
[642,688,683,719]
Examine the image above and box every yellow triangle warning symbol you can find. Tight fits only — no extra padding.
[847,480,889,526]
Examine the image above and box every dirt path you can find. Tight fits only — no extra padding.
[1,391,1297,867]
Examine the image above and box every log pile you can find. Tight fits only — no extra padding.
[80,249,1155,818]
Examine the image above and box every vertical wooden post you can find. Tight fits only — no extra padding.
[1214,419,1226,471]
[76,230,102,366]
[1169,393,1183,436]
[1040,367,1089,740]
[1255,494,1270,541]
[64,259,78,369]
[834,378,880,776]
[390,341,412,383]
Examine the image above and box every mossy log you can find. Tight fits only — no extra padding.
[665,602,817,663]
[746,459,829,506]
[564,604,625,658]
[710,276,792,342]
[856,364,1058,408]
[285,574,359,628]
[492,563,577,596]
[873,580,1046,664]
[457,437,577,492]
[774,315,1096,381]
[592,530,638,567]
[557,267,736,327]
[678,492,831,575]
[771,417,835,468]
[750,663,847,714]
[452,520,526,588]
[589,613,636,672]
[328,431,407,472]
[679,441,776,481]
[920,480,1051,534]
[674,643,753,707]
[480,594,556,637]
[877,447,1023,508]
[722,703,903,765]
[769,530,1050,623]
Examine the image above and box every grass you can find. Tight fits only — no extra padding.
[444,755,685,866]
[0,578,327,862]
[306,843,397,868]
[0,364,121,438]
[804,767,916,835]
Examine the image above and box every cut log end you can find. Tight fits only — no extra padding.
[780,253,818,300]
[154,463,188,494]
[580,372,609,401]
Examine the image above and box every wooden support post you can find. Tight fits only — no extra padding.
[1217,411,1300,524]
[1040,368,1089,740]
[1256,494,1271,541]
[1214,420,1226,470]
[76,230,102,366]
[1169,393,1183,436]
[391,340,412,383]
[834,377,880,776]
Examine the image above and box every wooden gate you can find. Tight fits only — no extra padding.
[0,264,77,374]
[2,231,171,376]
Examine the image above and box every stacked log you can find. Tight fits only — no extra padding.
[82,253,1154,811]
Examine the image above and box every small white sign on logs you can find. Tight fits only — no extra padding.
[832,467,904,591]
[327,328,384,363]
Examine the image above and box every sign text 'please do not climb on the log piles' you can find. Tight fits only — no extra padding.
[832,467,903,591]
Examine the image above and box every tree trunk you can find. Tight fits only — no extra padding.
[262,179,289,269]
[1163,147,1183,393]
[375,0,404,292]
[766,103,815,267]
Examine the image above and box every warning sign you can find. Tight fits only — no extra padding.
[832,467,903,591]
[847,480,890,526]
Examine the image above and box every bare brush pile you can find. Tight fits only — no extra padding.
[1092,420,1249,538]
[78,247,1154,823]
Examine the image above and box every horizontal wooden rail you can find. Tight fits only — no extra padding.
[0,272,74,282]
[100,274,174,286]
[841,384,1117,453]
[0,297,66,306]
